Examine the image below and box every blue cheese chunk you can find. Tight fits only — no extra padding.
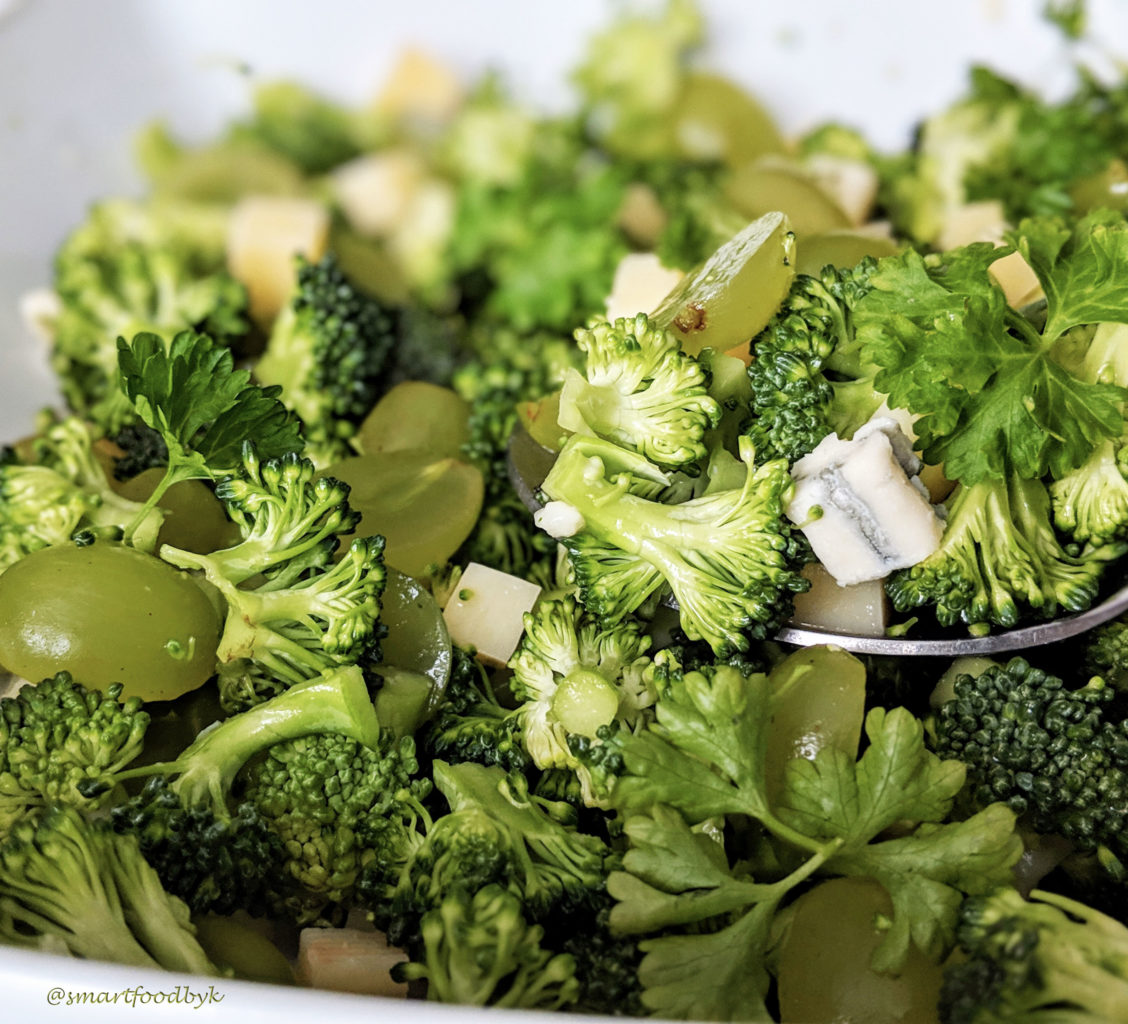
[786,419,944,587]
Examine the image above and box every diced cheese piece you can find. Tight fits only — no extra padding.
[604,253,684,323]
[374,48,463,123]
[296,927,408,997]
[388,179,456,290]
[989,250,1043,309]
[0,675,30,701]
[534,500,585,539]
[617,183,668,247]
[227,196,330,326]
[442,562,541,667]
[18,287,61,344]
[805,155,879,226]
[332,149,426,238]
[936,199,1007,251]
[789,562,889,637]
[787,419,944,587]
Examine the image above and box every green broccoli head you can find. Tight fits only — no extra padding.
[507,597,655,804]
[939,888,1128,1024]
[0,805,216,974]
[558,313,721,467]
[0,673,149,833]
[159,446,386,691]
[744,258,884,466]
[240,729,429,920]
[540,434,808,655]
[888,474,1112,632]
[1083,615,1128,691]
[395,884,580,1009]
[932,656,1128,861]
[255,252,399,464]
[52,199,248,431]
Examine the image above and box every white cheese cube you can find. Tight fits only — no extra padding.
[787,421,944,587]
[374,48,463,123]
[296,927,407,997]
[332,149,426,238]
[442,562,542,667]
[18,288,61,344]
[805,154,879,226]
[604,252,684,323]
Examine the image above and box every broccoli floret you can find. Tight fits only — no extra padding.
[743,258,884,465]
[158,446,385,703]
[1050,323,1128,544]
[0,673,149,834]
[1083,614,1128,690]
[112,666,381,917]
[108,421,169,481]
[888,474,1111,631]
[507,597,655,804]
[421,646,529,772]
[557,313,721,467]
[51,199,248,430]
[932,656,1128,866]
[255,253,399,464]
[0,805,216,974]
[0,417,164,569]
[539,434,808,655]
[240,729,430,921]
[554,903,644,1016]
[395,884,580,1009]
[939,887,1128,1023]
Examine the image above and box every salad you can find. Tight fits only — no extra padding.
[5,1,1128,1021]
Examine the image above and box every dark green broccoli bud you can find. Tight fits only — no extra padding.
[554,903,644,1017]
[394,884,580,1009]
[1084,615,1128,690]
[109,421,169,481]
[159,446,386,693]
[0,805,217,974]
[421,647,529,772]
[939,887,1128,1023]
[540,434,808,655]
[507,597,655,804]
[255,252,398,464]
[558,313,721,467]
[0,672,149,833]
[51,199,248,431]
[932,657,1128,860]
[887,474,1113,631]
[0,417,164,570]
[744,258,884,465]
[240,730,431,920]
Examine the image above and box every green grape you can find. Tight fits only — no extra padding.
[651,210,796,356]
[324,450,484,578]
[796,229,899,277]
[776,878,947,1024]
[0,541,221,701]
[765,646,866,806]
[1070,157,1128,215]
[354,381,471,459]
[378,566,452,710]
[517,389,569,451]
[192,915,296,985]
[671,72,785,168]
[725,157,852,237]
[114,468,239,554]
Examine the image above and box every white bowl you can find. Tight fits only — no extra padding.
[2,0,1127,1019]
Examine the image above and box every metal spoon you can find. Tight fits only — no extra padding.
[507,425,1128,657]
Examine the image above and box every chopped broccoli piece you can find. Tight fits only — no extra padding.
[939,887,1128,1023]
[558,313,721,467]
[0,805,216,974]
[540,434,808,655]
[743,258,884,465]
[0,672,149,833]
[1083,614,1128,690]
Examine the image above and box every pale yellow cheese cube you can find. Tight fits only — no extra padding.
[442,562,542,667]
[789,562,889,638]
[805,154,879,226]
[296,927,407,997]
[374,48,463,123]
[604,253,684,323]
[332,149,427,238]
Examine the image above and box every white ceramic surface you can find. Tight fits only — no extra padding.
[3,0,1128,1019]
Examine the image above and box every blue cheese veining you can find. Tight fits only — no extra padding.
[785,418,944,587]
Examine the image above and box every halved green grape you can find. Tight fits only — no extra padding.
[374,666,436,738]
[192,915,296,986]
[0,541,221,701]
[324,450,484,578]
[796,229,899,277]
[354,381,471,459]
[776,878,947,1024]
[379,567,452,700]
[725,157,852,238]
[765,645,866,805]
[671,72,785,168]
[517,389,569,451]
[651,210,796,356]
[114,468,238,554]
